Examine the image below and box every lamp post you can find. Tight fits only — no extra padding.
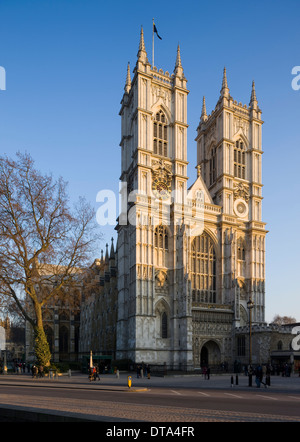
[247,298,254,386]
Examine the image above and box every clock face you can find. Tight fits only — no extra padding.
[152,178,171,200]
[233,198,249,218]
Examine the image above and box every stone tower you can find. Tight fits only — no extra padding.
[116,28,193,368]
[195,69,267,327]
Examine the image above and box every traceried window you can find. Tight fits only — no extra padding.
[162,312,168,338]
[234,140,246,179]
[153,110,168,157]
[237,336,246,356]
[209,147,217,185]
[237,237,246,261]
[154,225,169,268]
[191,233,216,304]
[154,225,168,250]
[237,237,246,277]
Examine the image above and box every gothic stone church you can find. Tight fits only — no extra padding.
[114,28,267,371]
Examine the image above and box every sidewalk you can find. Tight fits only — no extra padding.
[1,371,299,393]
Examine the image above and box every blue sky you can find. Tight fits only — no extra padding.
[0,0,299,322]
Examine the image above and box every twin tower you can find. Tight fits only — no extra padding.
[116,27,267,370]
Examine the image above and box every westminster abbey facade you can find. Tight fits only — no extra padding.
[23,29,299,372]
[113,28,267,370]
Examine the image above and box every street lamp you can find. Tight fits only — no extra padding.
[247,298,254,386]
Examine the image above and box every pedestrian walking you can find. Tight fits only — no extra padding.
[206,366,210,380]
[88,366,94,381]
[95,364,100,381]
[255,366,261,388]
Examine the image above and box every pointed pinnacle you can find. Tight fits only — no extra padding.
[201,96,207,119]
[124,62,131,93]
[139,26,146,52]
[105,243,109,262]
[175,44,182,68]
[250,80,257,103]
[110,237,115,259]
[222,67,228,90]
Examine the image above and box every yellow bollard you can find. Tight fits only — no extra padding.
[128,375,132,388]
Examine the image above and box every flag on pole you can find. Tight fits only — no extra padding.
[153,23,162,40]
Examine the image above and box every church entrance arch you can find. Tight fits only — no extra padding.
[200,340,221,368]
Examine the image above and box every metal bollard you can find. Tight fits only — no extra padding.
[128,375,132,388]
[236,374,238,385]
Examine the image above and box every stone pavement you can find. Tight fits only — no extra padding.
[0,370,299,392]
[0,372,299,422]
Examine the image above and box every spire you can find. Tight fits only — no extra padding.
[137,26,148,63]
[201,96,207,121]
[220,67,229,97]
[124,62,131,94]
[249,80,258,107]
[105,243,109,262]
[175,44,182,68]
[174,44,184,77]
[139,26,145,51]
[109,237,115,260]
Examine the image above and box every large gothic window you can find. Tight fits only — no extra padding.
[191,233,216,303]
[161,312,168,338]
[234,140,246,179]
[153,110,168,157]
[59,326,69,354]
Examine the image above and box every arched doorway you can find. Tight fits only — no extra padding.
[200,341,221,367]
[200,346,208,366]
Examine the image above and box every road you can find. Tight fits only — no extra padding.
[0,373,299,423]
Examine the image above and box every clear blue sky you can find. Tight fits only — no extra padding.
[0,0,299,322]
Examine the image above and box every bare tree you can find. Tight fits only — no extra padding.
[272,314,297,325]
[0,152,101,365]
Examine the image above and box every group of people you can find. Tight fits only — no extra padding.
[31,364,45,378]
[88,364,100,381]
[201,366,211,379]
[136,363,151,379]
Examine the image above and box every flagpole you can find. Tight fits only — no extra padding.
[152,18,154,68]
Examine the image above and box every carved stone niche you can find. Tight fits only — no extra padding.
[155,269,169,293]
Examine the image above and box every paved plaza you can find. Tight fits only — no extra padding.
[0,371,299,422]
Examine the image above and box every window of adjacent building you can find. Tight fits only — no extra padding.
[234,140,246,179]
[191,233,216,303]
[237,336,246,356]
[59,326,69,353]
[153,110,168,157]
